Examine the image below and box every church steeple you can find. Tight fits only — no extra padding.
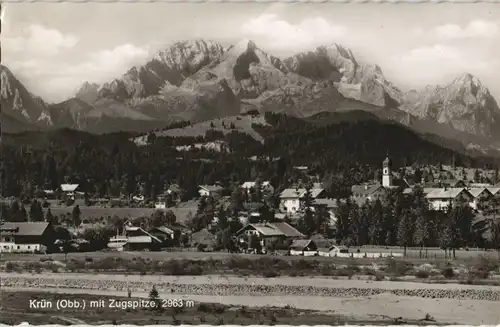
[382,152,392,187]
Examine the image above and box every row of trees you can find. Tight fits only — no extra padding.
[334,187,500,257]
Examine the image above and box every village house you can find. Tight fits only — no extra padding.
[0,222,56,253]
[236,222,304,248]
[241,181,274,195]
[198,184,224,198]
[60,184,80,201]
[350,155,401,203]
[279,187,326,214]
[351,184,387,202]
[467,188,493,211]
[108,223,163,251]
[425,188,473,211]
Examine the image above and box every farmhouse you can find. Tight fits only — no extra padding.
[236,222,304,246]
[0,222,56,253]
[279,187,326,214]
[121,224,163,251]
[425,188,473,211]
[198,185,224,198]
[467,188,493,210]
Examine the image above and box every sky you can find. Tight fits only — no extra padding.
[2,2,500,103]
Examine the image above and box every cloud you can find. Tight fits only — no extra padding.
[433,20,499,39]
[240,14,348,54]
[6,43,150,103]
[3,24,78,57]
[389,44,497,87]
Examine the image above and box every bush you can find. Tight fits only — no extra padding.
[384,258,411,276]
[415,270,430,279]
[262,269,280,278]
[441,266,455,278]
[5,262,16,272]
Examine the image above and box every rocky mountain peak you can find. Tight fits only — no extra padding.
[401,73,500,140]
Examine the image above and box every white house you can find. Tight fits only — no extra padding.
[241,181,274,194]
[279,187,326,214]
[467,188,493,210]
[425,188,473,211]
[198,185,224,198]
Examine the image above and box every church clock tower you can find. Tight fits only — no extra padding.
[382,154,393,187]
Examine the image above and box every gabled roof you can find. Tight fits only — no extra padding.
[425,188,469,199]
[270,222,304,237]
[289,239,315,250]
[199,185,224,192]
[487,187,500,195]
[0,222,50,236]
[60,184,79,192]
[467,188,492,198]
[351,184,383,196]
[280,188,324,199]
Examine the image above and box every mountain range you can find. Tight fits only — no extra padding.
[2,38,500,155]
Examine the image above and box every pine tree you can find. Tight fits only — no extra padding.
[335,199,352,244]
[45,208,56,224]
[29,200,44,222]
[72,205,82,228]
[397,209,414,257]
[148,285,162,311]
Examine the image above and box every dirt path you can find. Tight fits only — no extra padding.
[2,287,499,325]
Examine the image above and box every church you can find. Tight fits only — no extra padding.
[350,154,402,204]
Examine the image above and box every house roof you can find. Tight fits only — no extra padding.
[238,222,304,238]
[60,184,79,192]
[241,181,271,189]
[152,226,174,235]
[351,184,383,196]
[313,198,338,208]
[425,188,468,199]
[423,188,436,194]
[290,239,315,250]
[467,188,492,198]
[0,222,50,236]
[243,202,265,211]
[280,188,324,199]
[269,222,304,237]
[487,187,500,195]
[199,185,224,192]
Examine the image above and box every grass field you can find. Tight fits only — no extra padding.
[134,114,269,144]
[43,206,197,222]
[2,247,497,263]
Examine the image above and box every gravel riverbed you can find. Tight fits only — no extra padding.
[2,273,500,301]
